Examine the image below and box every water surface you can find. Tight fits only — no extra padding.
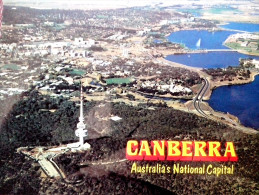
[167,30,234,50]
[209,75,259,129]
[220,22,259,32]
[166,52,259,69]
[176,8,202,17]
[167,24,259,129]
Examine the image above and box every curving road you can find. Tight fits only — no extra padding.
[193,78,212,119]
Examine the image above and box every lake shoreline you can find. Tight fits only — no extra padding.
[204,71,259,100]
[162,56,259,131]
[208,74,259,130]
[223,43,259,57]
[162,56,259,101]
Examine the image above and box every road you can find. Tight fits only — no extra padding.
[218,27,248,33]
[193,77,212,119]
[80,158,127,166]
[205,49,233,52]
[192,78,258,134]
[147,51,258,134]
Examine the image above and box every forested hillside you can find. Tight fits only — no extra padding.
[0,90,258,194]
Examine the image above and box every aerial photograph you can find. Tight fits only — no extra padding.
[0,0,258,194]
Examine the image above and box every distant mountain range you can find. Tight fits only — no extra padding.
[3,0,257,10]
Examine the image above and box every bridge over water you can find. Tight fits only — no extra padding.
[187,49,236,53]
[218,27,249,33]
[205,49,235,52]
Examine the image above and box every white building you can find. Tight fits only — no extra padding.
[44,21,55,26]
[252,59,259,69]
[69,49,88,58]
[74,38,95,48]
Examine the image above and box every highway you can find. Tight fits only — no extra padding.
[193,77,212,119]
[150,54,212,119]
[145,51,258,134]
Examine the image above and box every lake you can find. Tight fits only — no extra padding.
[166,52,259,69]
[209,75,259,129]
[208,7,241,15]
[176,8,202,17]
[167,30,235,50]
[167,23,259,129]
[167,28,259,68]
[220,22,259,32]
[176,7,241,17]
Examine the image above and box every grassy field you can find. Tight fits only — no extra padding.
[69,69,86,75]
[106,77,133,85]
[1,64,20,71]
[225,42,259,55]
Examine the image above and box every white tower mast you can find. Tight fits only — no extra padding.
[75,84,87,147]
[0,0,3,38]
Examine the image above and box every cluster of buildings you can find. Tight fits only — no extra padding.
[0,37,96,58]
[106,32,128,41]
[229,33,259,40]
[226,33,259,50]
[0,6,205,103]
[139,80,192,95]
[0,62,41,100]
[242,59,259,69]
[159,17,195,26]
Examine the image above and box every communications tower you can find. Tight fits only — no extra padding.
[75,85,88,147]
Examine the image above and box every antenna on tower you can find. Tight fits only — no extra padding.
[79,83,84,122]
[0,0,3,38]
